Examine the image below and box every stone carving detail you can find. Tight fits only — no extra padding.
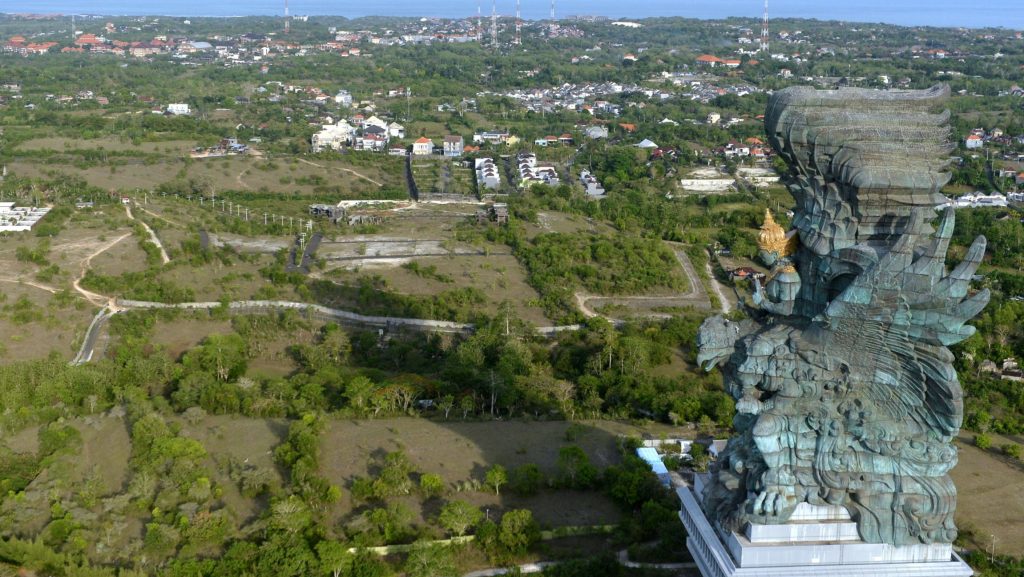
[696,85,989,547]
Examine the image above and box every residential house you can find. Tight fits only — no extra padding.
[167,103,190,115]
[696,54,723,67]
[474,131,511,145]
[311,120,354,152]
[412,137,434,156]
[363,115,389,131]
[443,135,464,157]
[334,90,353,106]
[584,126,609,139]
[353,133,387,152]
[388,123,406,139]
[580,169,605,196]
[730,267,765,282]
[475,158,501,190]
[723,141,750,157]
[516,153,560,188]
[965,134,983,149]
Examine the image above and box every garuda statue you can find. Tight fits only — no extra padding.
[696,84,989,547]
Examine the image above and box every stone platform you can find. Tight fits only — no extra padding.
[678,482,974,577]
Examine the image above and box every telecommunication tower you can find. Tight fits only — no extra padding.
[760,0,769,52]
[491,0,498,48]
[514,0,522,45]
[477,1,482,42]
[550,0,555,20]
[285,0,291,34]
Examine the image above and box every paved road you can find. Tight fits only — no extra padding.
[71,307,112,365]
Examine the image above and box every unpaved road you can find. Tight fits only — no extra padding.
[126,204,170,264]
[574,245,713,320]
[297,157,384,187]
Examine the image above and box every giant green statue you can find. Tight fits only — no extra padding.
[696,84,989,547]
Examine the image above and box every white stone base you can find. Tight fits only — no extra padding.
[678,486,975,577]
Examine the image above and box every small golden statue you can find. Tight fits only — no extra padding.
[753,209,800,316]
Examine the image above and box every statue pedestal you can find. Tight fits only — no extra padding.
[678,479,974,577]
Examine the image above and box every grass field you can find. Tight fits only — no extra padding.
[952,432,1024,553]
[0,284,94,360]
[320,417,673,527]
[0,414,679,541]
[7,153,406,201]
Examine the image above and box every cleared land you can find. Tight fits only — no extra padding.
[8,152,406,200]
[952,432,1024,553]
[0,415,679,535]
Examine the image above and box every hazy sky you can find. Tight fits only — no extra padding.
[2,0,1021,28]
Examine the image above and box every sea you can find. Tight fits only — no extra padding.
[1,0,1021,29]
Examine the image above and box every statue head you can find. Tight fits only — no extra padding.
[758,209,797,266]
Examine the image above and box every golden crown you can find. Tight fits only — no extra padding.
[758,209,797,256]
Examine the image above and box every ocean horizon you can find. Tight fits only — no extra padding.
[1,0,1022,30]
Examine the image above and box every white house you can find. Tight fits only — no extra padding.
[388,122,406,139]
[942,192,1008,209]
[167,103,190,115]
[965,134,983,149]
[334,90,352,106]
[443,135,464,157]
[364,115,389,131]
[412,137,434,156]
[580,169,605,197]
[516,152,559,187]
[0,202,50,232]
[475,158,501,189]
[311,121,354,152]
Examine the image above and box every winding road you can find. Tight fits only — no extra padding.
[574,244,714,321]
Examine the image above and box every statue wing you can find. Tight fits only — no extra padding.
[824,207,988,436]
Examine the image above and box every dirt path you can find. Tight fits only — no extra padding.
[125,204,170,264]
[575,291,600,319]
[670,245,704,300]
[72,233,132,308]
[297,157,384,187]
[0,277,59,294]
[705,255,731,314]
[135,204,182,228]
[573,244,712,320]
[236,168,251,190]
